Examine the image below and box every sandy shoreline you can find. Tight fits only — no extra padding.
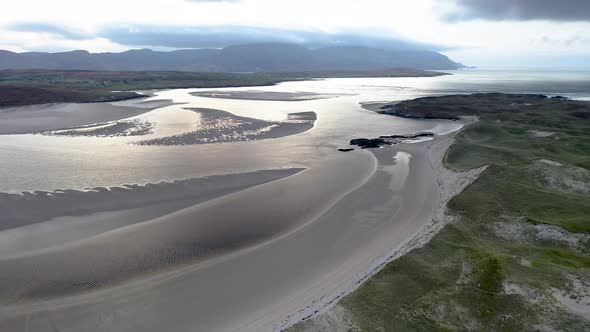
[2,73,589,331]
[280,118,486,331]
[0,82,483,332]
[0,120,481,332]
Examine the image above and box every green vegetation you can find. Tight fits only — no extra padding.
[0,70,284,106]
[0,69,446,107]
[294,94,590,331]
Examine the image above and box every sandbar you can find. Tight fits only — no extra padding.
[0,99,175,135]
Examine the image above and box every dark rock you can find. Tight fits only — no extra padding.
[379,132,434,139]
[338,148,355,152]
[350,138,394,149]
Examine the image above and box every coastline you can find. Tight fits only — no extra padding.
[0,116,477,332]
[294,93,590,331]
[0,74,588,331]
[283,116,486,331]
[0,69,450,108]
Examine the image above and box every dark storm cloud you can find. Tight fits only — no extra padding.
[447,0,590,21]
[7,23,90,40]
[98,25,446,51]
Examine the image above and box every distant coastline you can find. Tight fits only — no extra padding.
[0,69,449,107]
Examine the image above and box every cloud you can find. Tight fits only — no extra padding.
[446,0,590,22]
[98,24,446,51]
[7,23,91,40]
[530,34,590,48]
[4,21,449,52]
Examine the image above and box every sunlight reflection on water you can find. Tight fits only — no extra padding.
[1,70,589,192]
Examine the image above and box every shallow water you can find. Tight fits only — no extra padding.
[1,69,589,332]
[0,69,589,194]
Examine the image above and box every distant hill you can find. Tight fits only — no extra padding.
[0,44,463,72]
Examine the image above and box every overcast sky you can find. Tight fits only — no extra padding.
[1,0,589,68]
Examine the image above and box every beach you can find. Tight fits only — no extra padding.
[0,131,471,331]
[3,73,574,331]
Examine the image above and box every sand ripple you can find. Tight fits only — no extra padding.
[135,108,316,146]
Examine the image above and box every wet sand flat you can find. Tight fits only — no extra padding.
[43,118,155,137]
[135,108,316,146]
[0,100,175,135]
[0,169,304,253]
[0,79,476,331]
[190,90,343,101]
[0,151,374,305]
[0,134,454,332]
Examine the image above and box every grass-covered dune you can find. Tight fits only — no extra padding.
[0,69,446,107]
[294,93,590,331]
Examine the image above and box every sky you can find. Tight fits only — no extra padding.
[1,0,589,68]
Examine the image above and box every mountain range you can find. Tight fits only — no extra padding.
[0,43,463,72]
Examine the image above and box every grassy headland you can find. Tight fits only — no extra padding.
[0,69,446,107]
[294,93,590,331]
